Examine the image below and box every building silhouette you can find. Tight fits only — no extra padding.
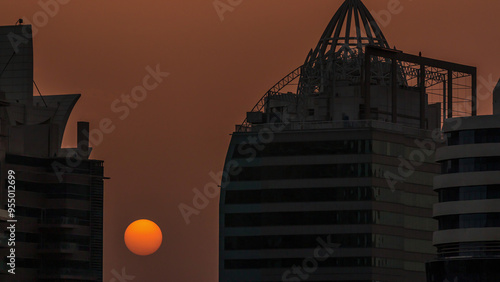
[0,24,104,281]
[219,0,477,281]
[426,82,500,281]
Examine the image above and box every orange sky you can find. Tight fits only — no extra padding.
[1,0,500,281]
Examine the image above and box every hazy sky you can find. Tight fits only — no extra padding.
[1,0,500,281]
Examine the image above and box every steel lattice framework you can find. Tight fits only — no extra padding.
[238,67,301,130]
[298,0,391,96]
[236,0,477,132]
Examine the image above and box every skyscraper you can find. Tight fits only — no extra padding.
[219,1,477,281]
[0,24,104,281]
[426,81,500,281]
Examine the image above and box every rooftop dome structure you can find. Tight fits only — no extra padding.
[298,0,392,95]
[238,0,476,132]
[238,0,399,130]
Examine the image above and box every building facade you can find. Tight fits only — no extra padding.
[220,122,441,281]
[219,1,477,281]
[426,81,500,281]
[0,24,104,281]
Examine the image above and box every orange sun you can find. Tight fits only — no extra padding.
[124,219,162,256]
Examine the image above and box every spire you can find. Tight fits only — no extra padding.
[315,0,389,58]
[298,0,391,95]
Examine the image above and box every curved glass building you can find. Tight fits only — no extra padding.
[426,83,500,281]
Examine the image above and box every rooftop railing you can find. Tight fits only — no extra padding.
[236,119,433,136]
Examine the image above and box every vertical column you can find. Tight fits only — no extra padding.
[472,71,477,116]
[420,64,426,129]
[391,59,398,123]
[77,121,89,159]
[448,70,453,119]
[442,79,447,125]
[364,52,371,119]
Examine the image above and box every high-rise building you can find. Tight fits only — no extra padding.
[426,81,500,281]
[219,1,477,281]
[0,24,104,281]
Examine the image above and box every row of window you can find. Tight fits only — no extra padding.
[6,154,92,171]
[225,210,372,227]
[231,139,436,162]
[446,129,500,146]
[437,241,500,258]
[224,210,436,231]
[438,213,500,230]
[229,163,372,182]
[6,258,91,269]
[438,185,500,202]
[15,181,91,200]
[3,232,91,251]
[224,187,373,204]
[225,257,372,269]
[372,140,435,164]
[224,234,434,254]
[14,206,90,219]
[224,186,437,208]
[40,260,90,269]
[224,234,371,250]
[442,157,500,174]
[232,140,372,159]
[227,163,436,187]
[43,233,90,246]
[12,206,91,226]
[427,259,500,281]
[45,209,90,220]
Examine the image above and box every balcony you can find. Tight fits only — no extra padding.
[236,119,431,136]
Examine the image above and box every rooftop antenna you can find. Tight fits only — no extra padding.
[15,19,23,25]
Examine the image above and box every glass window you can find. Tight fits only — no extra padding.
[439,185,500,202]
[459,130,475,145]
[230,163,372,182]
[232,140,372,159]
[225,187,374,204]
[447,128,500,146]
[224,233,371,250]
[438,213,500,230]
[437,241,500,257]
[442,157,500,174]
[225,210,373,227]
[224,257,371,269]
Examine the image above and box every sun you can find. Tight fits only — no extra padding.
[124,219,162,256]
